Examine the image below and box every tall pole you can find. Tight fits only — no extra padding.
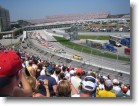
[81,47,84,56]
[89,49,92,65]
[116,51,118,71]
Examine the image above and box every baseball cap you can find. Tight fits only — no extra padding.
[69,70,75,75]
[112,79,119,84]
[122,86,128,94]
[104,79,113,87]
[76,68,82,75]
[81,76,97,92]
[0,51,22,77]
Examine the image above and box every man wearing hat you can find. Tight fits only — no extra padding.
[96,79,116,97]
[71,68,83,94]
[0,51,32,97]
[72,76,97,97]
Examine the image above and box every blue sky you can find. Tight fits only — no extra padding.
[0,0,130,21]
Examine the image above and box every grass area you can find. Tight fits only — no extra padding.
[78,35,109,40]
[53,36,129,61]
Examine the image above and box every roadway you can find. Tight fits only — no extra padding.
[27,30,130,75]
[78,32,130,36]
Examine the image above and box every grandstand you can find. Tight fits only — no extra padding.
[26,12,109,24]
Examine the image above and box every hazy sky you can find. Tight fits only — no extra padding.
[0,0,130,21]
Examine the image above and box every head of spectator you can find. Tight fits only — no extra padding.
[46,66,54,75]
[92,72,97,78]
[79,76,97,97]
[76,68,83,77]
[113,79,119,86]
[56,80,71,97]
[126,84,130,90]
[59,73,65,81]
[103,76,108,80]
[122,86,128,94]
[28,60,33,66]
[0,51,22,96]
[87,71,93,76]
[55,68,61,75]
[104,79,113,91]
[62,66,67,73]
[99,77,105,84]
[69,70,75,76]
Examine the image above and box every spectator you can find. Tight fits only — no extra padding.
[72,76,97,97]
[26,60,36,77]
[0,51,31,97]
[51,68,61,84]
[56,78,78,97]
[37,68,57,97]
[96,79,116,97]
[58,72,65,82]
[56,80,71,97]
[112,79,122,96]
[117,85,129,97]
[98,77,105,90]
[126,84,130,96]
[71,68,82,94]
[36,63,43,78]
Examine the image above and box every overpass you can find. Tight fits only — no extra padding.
[24,23,71,31]
[0,28,23,39]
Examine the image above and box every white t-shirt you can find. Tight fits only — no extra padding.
[71,76,81,94]
[40,67,46,75]
[98,84,105,90]
[51,74,59,84]
[112,86,122,95]
[126,90,130,96]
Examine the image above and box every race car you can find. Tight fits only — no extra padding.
[73,54,83,60]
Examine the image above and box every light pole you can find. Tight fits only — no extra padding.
[81,47,84,56]
[89,49,93,65]
[115,51,119,71]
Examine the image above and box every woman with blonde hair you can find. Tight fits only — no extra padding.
[56,79,78,97]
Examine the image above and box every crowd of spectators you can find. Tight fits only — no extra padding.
[46,12,109,23]
[27,12,109,24]
[0,47,130,98]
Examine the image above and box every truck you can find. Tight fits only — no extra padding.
[103,43,117,52]
[109,40,122,47]
[124,48,130,55]
[109,35,130,47]
[86,39,117,52]
[120,37,130,48]
[109,35,122,47]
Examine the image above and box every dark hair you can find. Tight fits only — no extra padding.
[55,68,61,75]
[62,66,67,72]
[99,77,104,84]
[33,59,38,64]
[104,85,113,91]
[0,76,14,88]
[59,73,65,80]
[37,63,43,70]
